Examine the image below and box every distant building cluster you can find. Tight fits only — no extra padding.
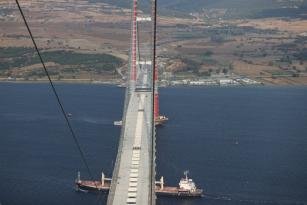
[160,76,261,87]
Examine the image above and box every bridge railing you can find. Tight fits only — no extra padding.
[106,81,132,205]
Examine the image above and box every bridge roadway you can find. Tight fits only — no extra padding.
[107,71,155,205]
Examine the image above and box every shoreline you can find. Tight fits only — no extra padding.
[0,78,121,85]
[1,79,307,88]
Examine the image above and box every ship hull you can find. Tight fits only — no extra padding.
[155,186,203,198]
[75,181,110,192]
[156,190,203,197]
[76,181,203,198]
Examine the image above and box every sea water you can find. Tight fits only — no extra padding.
[0,83,306,205]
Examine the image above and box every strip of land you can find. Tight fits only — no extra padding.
[0,0,307,85]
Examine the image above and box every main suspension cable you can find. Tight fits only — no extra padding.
[14,0,97,191]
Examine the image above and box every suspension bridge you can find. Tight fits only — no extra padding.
[14,0,205,204]
[107,0,160,204]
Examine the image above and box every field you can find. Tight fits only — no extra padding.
[0,0,307,85]
[0,47,123,81]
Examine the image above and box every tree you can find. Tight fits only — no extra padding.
[204,50,213,56]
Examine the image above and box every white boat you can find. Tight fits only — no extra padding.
[113,121,122,126]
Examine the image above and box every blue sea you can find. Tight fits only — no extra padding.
[0,83,306,205]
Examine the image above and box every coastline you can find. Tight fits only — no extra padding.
[1,79,307,88]
[0,78,122,85]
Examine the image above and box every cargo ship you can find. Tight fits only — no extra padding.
[155,171,203,197]
[75,171,203,197]
[155,115,169,126]
[75,172,111,192]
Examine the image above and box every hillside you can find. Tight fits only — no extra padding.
[0,0,306,85]
[90,0,307,18]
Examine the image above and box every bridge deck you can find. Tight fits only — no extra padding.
[107,10,155,203]
[107,85,154,205]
